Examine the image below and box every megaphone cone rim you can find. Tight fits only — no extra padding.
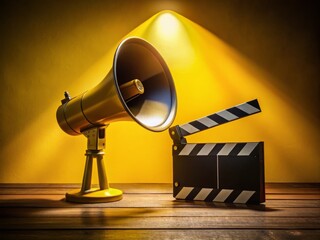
[112,37,177,132]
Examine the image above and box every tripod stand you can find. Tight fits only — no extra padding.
[65,126,123,203]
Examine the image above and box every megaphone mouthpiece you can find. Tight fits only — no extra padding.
[120,79,144,102]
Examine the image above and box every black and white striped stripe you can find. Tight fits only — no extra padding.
[179,99,261,137]
[175,142,259,156]
[174,187,256,204]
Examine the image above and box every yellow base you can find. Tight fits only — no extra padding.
[65,188,123,203]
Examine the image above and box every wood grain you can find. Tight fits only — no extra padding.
[0,230,319,240]
[0,194,319,208]
[1,207,319,218]
[1,216,320,230]
[0,183,319,239]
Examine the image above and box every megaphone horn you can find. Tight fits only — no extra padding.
[56,37,177,136]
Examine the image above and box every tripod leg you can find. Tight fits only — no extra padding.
[96,154,109,190]
[81,154,93,192]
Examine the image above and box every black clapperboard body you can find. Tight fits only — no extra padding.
[169,99,265,204]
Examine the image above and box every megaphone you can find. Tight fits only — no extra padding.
[56,37,177,203]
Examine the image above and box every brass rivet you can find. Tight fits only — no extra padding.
[171,131,175,135]
[174,182,179,187]
[173,146,178,150]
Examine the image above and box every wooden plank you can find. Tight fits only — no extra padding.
[267,188,320,194]
[0,194,319,208]
[0,229,319,240]
[266,200,320,208]
[0,192,318,204]
[0,207,319,218]
[266,183,320,189]
[1,193,320,200]
[0,216,319,230]
[0,183,173,194]
[267,194,320,200]
[0,183,319,195]
[2,188,319,200]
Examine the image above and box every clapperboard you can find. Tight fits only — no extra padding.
[169,99,265,204]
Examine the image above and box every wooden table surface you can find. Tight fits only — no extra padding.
[0,183,319,239]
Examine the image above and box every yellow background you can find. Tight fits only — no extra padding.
[0,0,319,183]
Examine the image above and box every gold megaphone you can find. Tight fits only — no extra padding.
[56,37,177,203]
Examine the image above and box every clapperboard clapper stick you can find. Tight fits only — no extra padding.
[169,99,265,204]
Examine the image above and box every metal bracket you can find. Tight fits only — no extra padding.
[169,125,187,144]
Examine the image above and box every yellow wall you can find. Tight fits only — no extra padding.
[0,0,319,183]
